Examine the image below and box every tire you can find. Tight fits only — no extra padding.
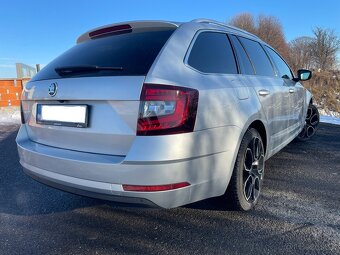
[221,128,265,211]
[295,104,319,142]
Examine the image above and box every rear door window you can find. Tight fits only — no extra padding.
[238,37,275,77]
[31,29,175,81]
[188,32,238,74]
[229,35,255,75]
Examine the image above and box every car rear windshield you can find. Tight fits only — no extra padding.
[31,29,175,81]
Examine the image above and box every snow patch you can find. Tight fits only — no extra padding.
[0,107,21,124]
[318,108,340,118]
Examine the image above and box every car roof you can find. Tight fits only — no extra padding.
[76,20,181,44]
[190,19,260,40]
[76,19,262,45]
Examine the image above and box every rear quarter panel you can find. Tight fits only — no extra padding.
[145,23,271,193]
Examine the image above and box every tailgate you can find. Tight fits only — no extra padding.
[21,76,144,156]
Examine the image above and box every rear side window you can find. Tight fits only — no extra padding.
[31,29,175,81]
[229,35,255,75]
[238,37,274,77]
[265,46,293,80]
[188,32,238,74]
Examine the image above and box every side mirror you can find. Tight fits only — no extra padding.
[294,69,312,82]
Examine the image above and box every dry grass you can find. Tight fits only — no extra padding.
[302,71,340,114]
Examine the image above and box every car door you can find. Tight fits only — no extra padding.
[236,36,290,152]
[285,78,303,134]
[264,46,303,137]
[292,82,306,129]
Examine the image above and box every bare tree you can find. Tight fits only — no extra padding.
[230,14,340,71]
[229,13,256,34]
[256,15,289,60]
[229,13,289,60]
[288,36,314,72]
[311,27,340,71]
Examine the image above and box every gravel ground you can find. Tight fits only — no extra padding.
[0,123,339,255]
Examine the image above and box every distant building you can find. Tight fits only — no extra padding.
[16,63,37,78]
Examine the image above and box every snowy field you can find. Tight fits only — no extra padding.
[1,106,339,125]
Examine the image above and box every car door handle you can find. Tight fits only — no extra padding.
[289,88,295,93]
[258,89,270,96]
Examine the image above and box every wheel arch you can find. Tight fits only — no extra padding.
[306,90,313,107]
[221,119,268,211]
[248,120,268,155]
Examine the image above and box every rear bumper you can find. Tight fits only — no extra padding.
[22,164,159,207]
[16,125,241,208]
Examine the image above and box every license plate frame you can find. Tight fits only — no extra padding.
[36,104,89,128]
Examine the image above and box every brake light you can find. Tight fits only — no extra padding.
[137,84,199,135]
[89,24,132,38]
[122,182,190,192]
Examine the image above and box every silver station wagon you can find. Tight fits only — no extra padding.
[16,19,319,211]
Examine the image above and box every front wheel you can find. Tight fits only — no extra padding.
[222,128,265,211]
[296,104,319,141]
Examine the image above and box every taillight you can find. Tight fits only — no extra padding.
[137,84,199,136]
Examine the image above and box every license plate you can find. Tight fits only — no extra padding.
[36,104,89,128]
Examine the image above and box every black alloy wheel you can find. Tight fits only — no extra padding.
[296,104,319,141]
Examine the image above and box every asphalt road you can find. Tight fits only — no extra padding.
[0,123,339,255]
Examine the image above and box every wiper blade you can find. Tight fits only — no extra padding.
[55,65,123,76]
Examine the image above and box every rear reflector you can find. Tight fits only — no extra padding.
[137,84,199,136]
[89,24,132,38]
[122,182,190,192]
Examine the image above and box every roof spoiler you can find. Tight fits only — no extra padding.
[76,20,180,44]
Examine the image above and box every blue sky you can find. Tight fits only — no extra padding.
[1,0,339,78]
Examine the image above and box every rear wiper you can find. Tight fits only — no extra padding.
[55,65,123,76]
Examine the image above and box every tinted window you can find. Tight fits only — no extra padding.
[188,32,237,74]
[238,37,274,76]
[265,46,293,79]
[32,29,175,81]
[229,35,254,75]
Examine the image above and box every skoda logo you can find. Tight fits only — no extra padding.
[48,82,58,97]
